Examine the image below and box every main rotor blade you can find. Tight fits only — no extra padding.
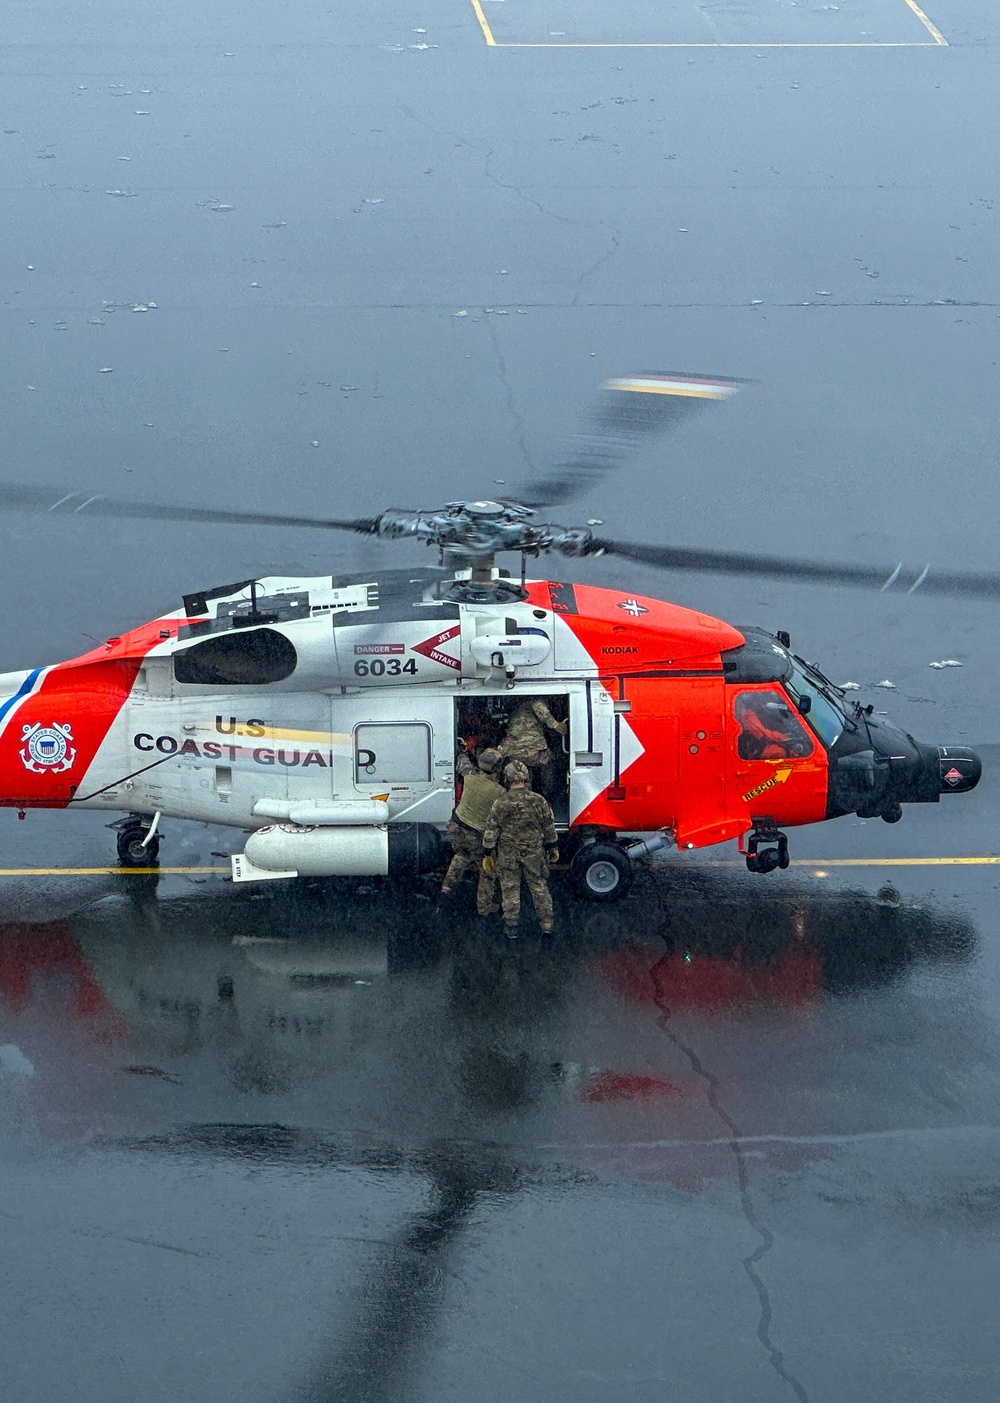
[523,372,744,508]
[0,482,380,534]
[583,537,1000,602]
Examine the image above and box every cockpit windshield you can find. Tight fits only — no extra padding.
[784,658,847,749]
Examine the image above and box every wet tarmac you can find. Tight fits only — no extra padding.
[2,797,999,1403]
[3,0,1000,1398]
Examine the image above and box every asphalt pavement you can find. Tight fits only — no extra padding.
[2,0,1000,1398]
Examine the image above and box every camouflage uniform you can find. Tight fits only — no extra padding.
[499,699,566,772]
[482,778,558,929]
[441,752,502,914]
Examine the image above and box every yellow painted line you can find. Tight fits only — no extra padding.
[475,0,946,49]
[0,857,995,878]
[0,866,228,877]
[468,0,496,46]
[493,42,941,49]
[694,856,1000,868]
[900,0,948,44]
[794,857,999,867]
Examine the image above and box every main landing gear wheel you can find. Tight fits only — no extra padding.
[116,821,160,867]
[570,842,634,903]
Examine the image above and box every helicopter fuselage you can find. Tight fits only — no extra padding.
[0,568,980,887]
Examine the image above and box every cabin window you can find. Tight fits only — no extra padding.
[354,723,432,784]
[173,628,297,686]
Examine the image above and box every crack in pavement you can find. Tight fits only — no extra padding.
[398,101,476,154]
[486,315,537,478]
[647,950,812,1403]
[397,106,625,298]
[482,146,577,226]
[67,1225,215,1257]
[398,102,574,226]
[572,226,622,306]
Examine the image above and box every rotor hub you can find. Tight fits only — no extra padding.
[373,500,597,568]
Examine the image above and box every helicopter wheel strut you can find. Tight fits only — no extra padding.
[115,816,160,868]
[570,840,634,903]
[744,818,789,875]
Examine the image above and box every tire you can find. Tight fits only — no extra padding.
[570,842,633,903]
[117,826,159,867]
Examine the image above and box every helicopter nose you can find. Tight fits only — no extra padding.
[889,739,982,806]
[829,731,982,822]
[935,745,981,795]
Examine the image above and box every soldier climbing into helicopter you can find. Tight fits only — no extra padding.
[481,759,559,937]
[499,698,567,798]
[440,746,505,914]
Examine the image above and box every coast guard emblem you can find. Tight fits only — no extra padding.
[20,721,76,774]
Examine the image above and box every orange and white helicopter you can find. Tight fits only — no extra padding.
[0,373,988,898]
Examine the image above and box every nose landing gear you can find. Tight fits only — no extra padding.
[744,817,789,875]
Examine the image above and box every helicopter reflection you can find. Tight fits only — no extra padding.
[0,872,978,1400]
[0,871,977,1143]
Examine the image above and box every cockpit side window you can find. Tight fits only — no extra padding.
[735,690,813,761]
[785,661,846,749]
[173,628,297,686]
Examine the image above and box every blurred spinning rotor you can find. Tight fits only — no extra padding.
[2,370,999,601]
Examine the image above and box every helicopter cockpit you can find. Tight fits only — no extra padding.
[725,629,850,754]
[724,627,980,821]
[734,692,813,761]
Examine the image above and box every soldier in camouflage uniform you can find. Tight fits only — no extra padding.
[440,747,503,914]
[481,759,559,935]
[500,698,567,767]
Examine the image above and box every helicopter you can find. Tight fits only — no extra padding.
[0,371,991,898]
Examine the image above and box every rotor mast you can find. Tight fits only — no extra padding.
[374,499,596,602]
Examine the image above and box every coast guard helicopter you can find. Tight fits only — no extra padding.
[0,372,989,898]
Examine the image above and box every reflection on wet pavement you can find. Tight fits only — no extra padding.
[1,866,995,1401]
